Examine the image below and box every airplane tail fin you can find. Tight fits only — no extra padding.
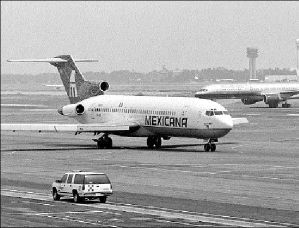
[8,55,109,104]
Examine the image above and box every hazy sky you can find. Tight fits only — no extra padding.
[1,1,299,74]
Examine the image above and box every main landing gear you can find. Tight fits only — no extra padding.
[204,139,217,152]
[93,134,113,149]
[147,136,162,149]
[282,102,291,108]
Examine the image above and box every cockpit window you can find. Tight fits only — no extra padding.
[206,110,229,116]
[199,89,208,92]
[205,111,214,116]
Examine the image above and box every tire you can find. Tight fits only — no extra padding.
[154,137,162,149]
[99,196,107,203]
[269,102,278,108]
[73,192,81,203]
[204,144,211,152]
[147,137,154,149]
[210,144,216,152]
[97,140,104,149]
[106,137,113,149]
[52,188,60,201]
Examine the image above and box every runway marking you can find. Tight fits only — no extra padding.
[287,114,299,116]
[108,164,298,181]
[246,114,261,116]
[1,189,289,227]
[21,109,57,112]
[1,104,47,107]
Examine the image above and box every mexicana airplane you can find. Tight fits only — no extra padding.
[195,82,299,108]
[2,55,247,152]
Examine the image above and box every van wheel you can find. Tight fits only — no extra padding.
[99,196,107,203]
[73,192,81,203]
[52,189,60,201]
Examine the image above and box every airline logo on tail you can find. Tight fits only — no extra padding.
[69,70,77,98]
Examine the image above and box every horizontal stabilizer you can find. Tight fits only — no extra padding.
[7,58,98,63]
[232,117,249,125]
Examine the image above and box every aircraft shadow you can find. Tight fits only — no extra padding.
[1,142,239,153]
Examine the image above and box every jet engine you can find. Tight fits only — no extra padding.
[77,81,109,100]
[263,94,283,104]
[58,103,85,117]
[241,97,263,105]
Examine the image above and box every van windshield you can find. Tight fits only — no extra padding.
[84,174,110,184]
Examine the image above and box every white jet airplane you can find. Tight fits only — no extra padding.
[2,55,247,152]
[195,81,299,108]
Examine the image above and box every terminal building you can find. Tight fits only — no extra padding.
[264,74,298,82]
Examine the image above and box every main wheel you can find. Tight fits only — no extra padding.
[97,140,104,149]
[147,136,154,149]
[269,102,278,108]
[52,188,60,201]
[154,137,162,149]
[204,144,211,152]
[210,143,216,152]
[99,196,107,203]
[73,192,81,203]
[106,137,113,149]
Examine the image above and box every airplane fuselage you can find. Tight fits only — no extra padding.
[195,82,299,108]
[63,95,233,140]
[196,82,299,98]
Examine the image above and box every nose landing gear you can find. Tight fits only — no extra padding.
[204,138,217,152]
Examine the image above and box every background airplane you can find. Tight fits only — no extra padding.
[195,81,299,108]
[2,55,248,152]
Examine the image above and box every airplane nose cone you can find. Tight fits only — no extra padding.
[57,107,63,115]
[219,116,233,129]
[195,91,202,95]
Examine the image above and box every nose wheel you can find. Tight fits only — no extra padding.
[204,139,217,152]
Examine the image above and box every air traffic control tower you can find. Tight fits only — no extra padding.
[247,47,258,80]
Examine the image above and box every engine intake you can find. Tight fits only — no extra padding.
[100,81,109,91]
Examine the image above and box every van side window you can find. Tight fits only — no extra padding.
[67,174,73,184]
[74,174,84,184]
[61,174,68,183]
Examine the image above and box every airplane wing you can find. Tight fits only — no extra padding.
[279,90,299,99]
[232,118,249,125]
[261,90,299,100]
[1,123,138,133]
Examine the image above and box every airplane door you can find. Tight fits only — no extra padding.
[182,105,190,117]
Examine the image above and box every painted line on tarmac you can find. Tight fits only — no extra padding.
[1,189,287,227]
[108,164,298,182]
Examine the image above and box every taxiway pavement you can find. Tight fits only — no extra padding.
[1,92,299,227]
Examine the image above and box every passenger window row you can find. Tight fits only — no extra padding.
[91,107,176,116]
